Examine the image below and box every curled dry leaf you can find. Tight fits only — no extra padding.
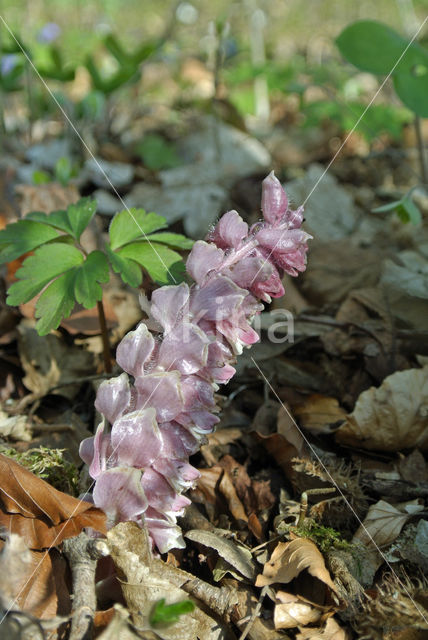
[352,499,424,548]
[274,591,322,630]
[296,616,348,639]
[256,537,340,607]
[293,395,347,435]
[335,367,428,452]
[0,453,106,549]
[185,529,256,580]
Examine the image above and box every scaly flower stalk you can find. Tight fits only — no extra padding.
[80,172,311,552]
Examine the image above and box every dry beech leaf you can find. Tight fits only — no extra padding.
[336,367,428,452]
[353,499,424,548]
[16,182,80,216]
[0,453,106,549]
[296,616,348,639]
[294,395,347,434]
[108,522,227,640]
[0,535,70,619]
[274,591,322,630]
[256,538,339,598]
[253,405,307,480]
[185,529,256,580]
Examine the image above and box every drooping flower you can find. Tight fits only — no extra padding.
[80,171,310,552]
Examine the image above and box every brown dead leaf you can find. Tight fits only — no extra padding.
[18,321,95,401]
[274,591,322,629]
[256,538,339,601]
[296,616,349,639]
[294,395,347,435]
[0,535,70,619]
[16,182,79,215]
[352,499,424,548]
[0,453,106,549]
[336,367,428,452]
[253,405,307,481]
[399,450,428,483]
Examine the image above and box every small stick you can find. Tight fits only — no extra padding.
[62,533,109,640]
[296,487,336,527]
[97,299,112,373]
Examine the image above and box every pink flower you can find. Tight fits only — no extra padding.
[81,171,310,552]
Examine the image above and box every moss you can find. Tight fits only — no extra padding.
[0,446,80,496]
[293,520,352,553]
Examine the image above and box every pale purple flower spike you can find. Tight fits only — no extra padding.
[80,172,311,553]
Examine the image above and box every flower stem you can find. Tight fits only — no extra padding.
[97,299,112,373]
[414,116,428,185]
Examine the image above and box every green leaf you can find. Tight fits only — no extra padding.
[0,220,60,263]
[147,232,194,250]
[35,270,77,335]
[109,208,167,250]
[66,198,97,241]
[32,170,51,185]
[136,134,180,171]
[74,250,109,308]
[393,64,428,117]
[336,20,409,74]
[7,243,83,305]
[150,599,195,627]
[397,198,422,225]
[105,244,142,288]
[118,241,185,284]
[372,199,403,213]
[55,156,73,186]
[25,198,97,239]
[25,210,74,235]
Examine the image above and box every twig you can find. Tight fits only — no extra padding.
[97,300,112,373]
[237,585,268,640]
[62,532,109,640]
[297,487,336,527]
[414,116,428,185]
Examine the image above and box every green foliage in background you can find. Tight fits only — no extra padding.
[0,200,193,335]
[336,20,428,117]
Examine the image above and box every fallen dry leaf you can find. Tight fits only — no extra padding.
[294,395,347,435]
[18,321,95,401]
[16,182,80,215]
[296,616,348,639]
[256,537,339,605]
[399,450,428,483]
[352,499,424,548]
[274,591,322,629]
[185,529,256,580]
[335,367,428,452]
[0,453,106,549]
[0,535,70,619]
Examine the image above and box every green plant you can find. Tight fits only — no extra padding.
[0,199,193,369]
[372,188,422,225]
[336,20,428,182]
[336,20,428,117]
[136,134,180,171]
[150,598,195,627]
[0,446,80,495]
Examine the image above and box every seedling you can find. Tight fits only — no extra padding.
[0,200,193,370]
[150,598,195,627]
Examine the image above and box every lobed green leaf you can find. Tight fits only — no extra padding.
[105,244,142,288]
[7,243,84,306]
[74,250,110,308]
[35,270,77,335]
[109,208,167,250]
[0,220,60,263]
[147,232,194,250]
[117,241,185,284]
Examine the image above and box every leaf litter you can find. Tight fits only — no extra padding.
[0,56,428,640]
